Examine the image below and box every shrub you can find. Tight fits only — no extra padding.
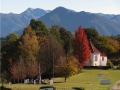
[106,60,113,67]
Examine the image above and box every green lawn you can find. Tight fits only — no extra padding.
[4,69,120,90]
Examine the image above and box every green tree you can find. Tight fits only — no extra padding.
[50,24,61,43]
[111,34,120,43]
[1,33,19,75]
[30,19,50,36]
[84,27,99,46]
[59,27,73,56]
[50,25,73,56]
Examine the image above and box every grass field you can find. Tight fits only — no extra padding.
[4,69,120,90]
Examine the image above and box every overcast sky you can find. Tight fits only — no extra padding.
[0,0,120,14]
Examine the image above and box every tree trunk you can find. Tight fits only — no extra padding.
[64,77,67,82]
[20,79,22,83]
[14,78,15,84]
[18,78,19,83]
[1,80,3,86]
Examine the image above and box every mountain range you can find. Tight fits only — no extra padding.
[1,6,120,37]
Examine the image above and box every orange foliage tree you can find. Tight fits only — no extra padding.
[73,26,91,67]
[9,58,26,83]
[9,58,38,83]
[26,61,38,79]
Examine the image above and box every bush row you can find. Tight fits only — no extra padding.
[83,66,111,70]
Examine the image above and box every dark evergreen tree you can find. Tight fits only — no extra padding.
[30,19,50,36]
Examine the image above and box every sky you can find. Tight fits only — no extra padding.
[0,0,120,14]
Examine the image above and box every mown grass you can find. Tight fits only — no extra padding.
[4,69,120,90]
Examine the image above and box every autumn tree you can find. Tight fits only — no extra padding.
[37,35,65,79]
[9,58,38,83]
[111,34,120,43]
[55,56,80,82]
[9,58,26,83]
[73,26,91,67]
[18,26,39,62]
[97,36,120,59]
[26,61,38,80]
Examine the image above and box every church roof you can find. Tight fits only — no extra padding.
[89,42,100,53]
[89,42,107,56]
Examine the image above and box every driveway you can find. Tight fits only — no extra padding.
[110,80,120,90]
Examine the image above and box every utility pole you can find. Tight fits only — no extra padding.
[38,62,41,84]
[53,53,54,80]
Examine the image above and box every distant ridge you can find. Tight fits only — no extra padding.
[1,6,120,37]
[38,6,120,35]
[1,8,50,37]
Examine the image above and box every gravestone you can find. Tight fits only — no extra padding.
[9,82,12,86]
[49,79,53,85]
[98,74,103,79]
[100,79,111,84]
[34,80,36,84]
[24,79,29,84]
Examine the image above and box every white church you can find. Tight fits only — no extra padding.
[85,42,107,66]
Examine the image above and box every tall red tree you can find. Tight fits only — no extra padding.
[73,26,91,67]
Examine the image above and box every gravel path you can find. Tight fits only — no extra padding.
[110,80,120,90]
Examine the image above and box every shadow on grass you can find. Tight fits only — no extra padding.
[53,81,64,83]
[0,86,12,90]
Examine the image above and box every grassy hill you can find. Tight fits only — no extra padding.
[3,69,120,90]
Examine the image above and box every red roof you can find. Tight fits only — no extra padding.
[89,42,100,53]
[89,42,107,56]
[100,50,107,56]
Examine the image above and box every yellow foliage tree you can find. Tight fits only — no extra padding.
[18,26,39,61]
[97,36,120,58]
[55,56,80,82]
